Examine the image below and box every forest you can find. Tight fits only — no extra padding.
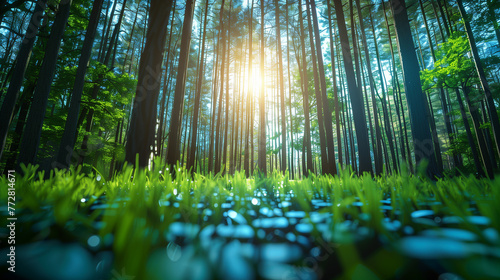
[0,0,499,279]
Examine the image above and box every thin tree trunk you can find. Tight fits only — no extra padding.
[258,0,267,175]
[462,86,494,178]
[457,0,500,162]
[54,0,104,169]
[17,0,72,168]
[4,86,32,172]
[390,0,440,177]
[125,0,173,167]
[356,1,383,175]
[223,1,233,174]
[310,0,336,175]
[187,0,209,172]
[481,100,497,170]
[0,0,47,161]
[166,0,196,170]
[275,0,287,174]
[455,88,485,177]
[244,0,253,176]
[208,16,221,174]
[298,0,313,175]
[333,0,372,174]
[214,0,227,174]
[327,2,342,172]
[305,0,327,174]
[122,2,140,72]
[285,0,294,178]
[486,0,500,47]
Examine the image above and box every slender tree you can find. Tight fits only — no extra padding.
[333,0,372,174]
[356,1,383,175]
[0,0,47,162]
[187,0,209,172]
[244,0,253,176]
[258,0,266,175]
[390,0,440,177]
[457,0,500,162]
[54,0,104,169]
[17,0,73,168]
[310,0,337,175]
[275,0,287,173]
[327,1,342,171]
[297,0,313,174]
[166,0,197,170]
[125,0,173,167]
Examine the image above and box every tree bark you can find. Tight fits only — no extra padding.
[187,0,209,173]
[333,0,372,175]
[305,0,327,175]
[457,0,500,162]
[258,0,267,175]
[17,0,72,168]
[310,0,336,175]
[298,0,313,175]
[0,0,47,162]
[462,86,494,178]
[166,0,196,171]
[244,0,253,176]
[389,0,440,177]
[275,0,287,174]
[455,88,485,177]
[125,0,173,167]
[356,0,383,175]
[54,0,104,169]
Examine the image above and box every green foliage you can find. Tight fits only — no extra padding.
[420,33,477,90]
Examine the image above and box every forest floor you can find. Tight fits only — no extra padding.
[1,165,500,280]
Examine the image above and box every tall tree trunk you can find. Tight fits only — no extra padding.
[327,2,342,172]
[16,0,72,168]
[436,0,451,37]
[98,0,117,62]
[208,12,220,174]
[310,0,336,175]
[223,1,233,174]
[462,85,494,178]
[187,0,209,172]
[258,0,267,175]
[298,0,313,175]
[166,0,196,170]
[275,0,287,174]
[382,1,403,173]
[244,0,253,177]
[486,0,500,47]
[285,0,294,178]
[480,100,497,169]
[455,88,485,177]
[0,0,47,162]
[389,0,440,177]
[4,86,33,172]
[370,12,397,173]
[79,0,128,165]
[356,0,383,175]
[54,0,104,169]
[214,0,227,174]
[305,0,327,175]
[122,1,140,72]
[457,0,500,162]
[419,0,444,173]
[333,0,372,175]
[125,0,173,167]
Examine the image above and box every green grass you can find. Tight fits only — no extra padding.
[1,164,500,279]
